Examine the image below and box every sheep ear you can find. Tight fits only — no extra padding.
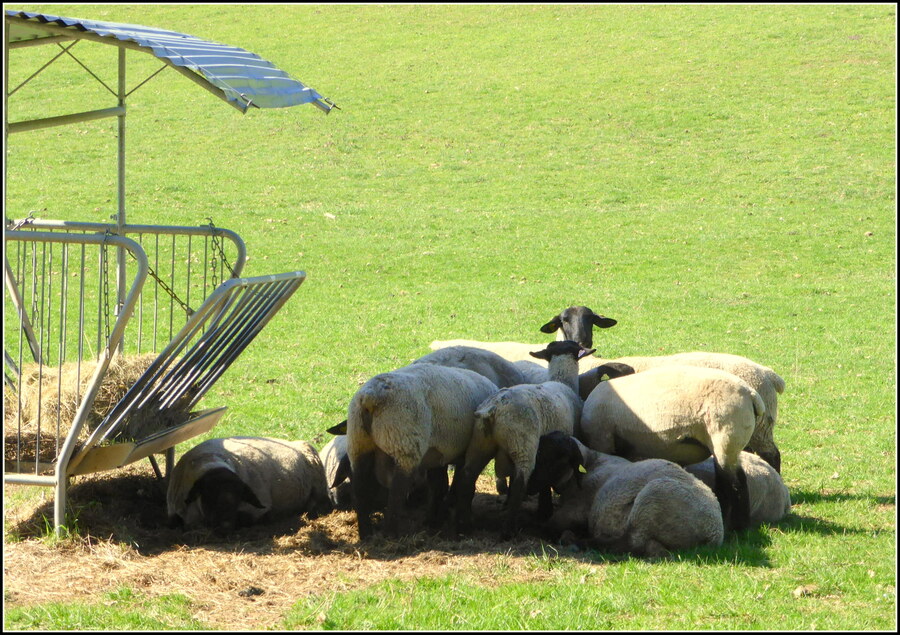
[236,479,265,509]
[539,316,562,334]
[577,347,596,360]
[327,420,347,435]
[591,314,617,328]
[530,349,551,361]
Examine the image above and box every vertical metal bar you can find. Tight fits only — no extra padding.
[115,47,127,356]
[169,233,175,340]
[137,233,144,353]
[186,234,192,321]
[35,242,47,474]
[153,234,159,351]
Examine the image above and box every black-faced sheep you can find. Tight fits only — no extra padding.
[346,363,498,539]
[685,451,791,525]
[411,345,527,388]
[453,341,593,538]
[167,436,331,532]
[320,433,353,509]
[579,365,765,531]
[528,432,723,557]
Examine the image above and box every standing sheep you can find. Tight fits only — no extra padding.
[454,340,594,538]
[685,451,791,525]
[347,363,499,539]
[167,436,331,532]
[579,351,786,472]
[411,345,527,388]
[579,365,765,531]
[528,432,724,557]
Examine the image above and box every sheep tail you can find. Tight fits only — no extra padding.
[750,389,766,430]
[766,369,786,394]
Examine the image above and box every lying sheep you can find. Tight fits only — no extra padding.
[167,436,331,532]
[429,305,617,364]
[580,352,786,472]
[347,363,498,539]
[411,345,526,388]
[528,432,723,557]
[454,341,593,538]
[320,433,353,509]
[579,365,765,531]
[685,451,791,525]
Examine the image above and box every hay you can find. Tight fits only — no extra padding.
[4,353,162,467]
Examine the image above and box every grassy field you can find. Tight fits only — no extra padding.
[3,3,896,631]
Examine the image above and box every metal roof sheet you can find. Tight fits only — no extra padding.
[5,9,334,113]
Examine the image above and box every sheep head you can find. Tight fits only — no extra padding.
[539,306,616,349]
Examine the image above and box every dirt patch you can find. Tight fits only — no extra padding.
[3,463,590,630]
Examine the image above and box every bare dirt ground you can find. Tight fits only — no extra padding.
[3,462,590,630]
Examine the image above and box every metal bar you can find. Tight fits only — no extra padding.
[4,255,42,364]
[7,40,78,97]
[7,106,126,134]
[115,47,127,355]
[7,35,74,49]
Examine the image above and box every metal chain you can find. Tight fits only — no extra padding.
[101,233,112,346]
[6,211,35,231]
[206,218,236,282]
[125,246,194,317]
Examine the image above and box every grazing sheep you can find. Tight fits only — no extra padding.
[579,352,785,472]
[411,345,527,388]
[528,432,723,557]
[167,436,331,532]
[579,365,765,531]
[685,451,791,525]
[347,363,499,539]
[454,341,594,538]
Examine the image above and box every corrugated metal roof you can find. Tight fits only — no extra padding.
[5,9,334,113]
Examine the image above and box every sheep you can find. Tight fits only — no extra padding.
[428,305,617,364]
[320,433,353,509]
[167,436,331,532]
[685,451,791,525]
[411,345,527,388]
[579,352,785,472]
[346,363,499,539]
[579,365,765,531]
[320,421,429,511]
[453,340,594,538]
[527,432,723,557]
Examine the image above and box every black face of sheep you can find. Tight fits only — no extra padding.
[184,467,266,533]
[539,306,617,349]
[529,340,596,363]
[744,443,781,474]
[593,362,636,381]
[527,431,586,521]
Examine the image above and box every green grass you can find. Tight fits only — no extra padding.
[4,587,207,631]
[4,3,896,631]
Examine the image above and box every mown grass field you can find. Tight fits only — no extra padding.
[3,3,896,631]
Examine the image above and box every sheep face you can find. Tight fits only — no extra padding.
[184,467,266,533]
[539,306,616,349]
[527,431,585,496]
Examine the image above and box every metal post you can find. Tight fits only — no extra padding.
[116,47,127,353]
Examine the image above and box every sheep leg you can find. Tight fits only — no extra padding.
[453,452,493,535]
[713,461,751,532]
[425,466,450,528]
[502,469,527,540]
[536,487,554,522]
[384,469,413,538]
[352,452,380,540]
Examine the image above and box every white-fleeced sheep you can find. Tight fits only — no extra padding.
[579,351,786,472]
[347,363,499,539]
[320,434,353,509]
[527,432,723,557]
[411,345,527,388]
[453,340,594,538]
[685,451,791,525]
[167,436,331,532]
[579,365,765,531]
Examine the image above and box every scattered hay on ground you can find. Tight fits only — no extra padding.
[3,462,591,630]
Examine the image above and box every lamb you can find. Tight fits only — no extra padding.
[527,432,723,557]
[346,363,499,539]
[453,340,594,538]
[411,345,527,388]
[579,365,766,531]
[428,305,617,364]
[167,436,331,532]
[685,451,791,525]
[580,352,786,472]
